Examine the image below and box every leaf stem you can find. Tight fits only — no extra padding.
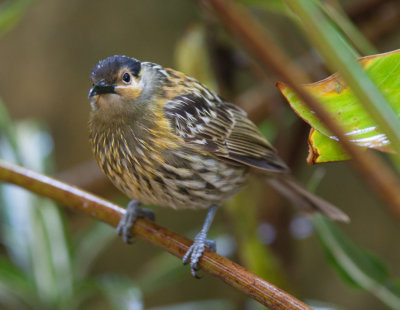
[316,0,377,56]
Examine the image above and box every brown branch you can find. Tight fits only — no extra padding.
[198,0,400,221]
[0,159,311,310]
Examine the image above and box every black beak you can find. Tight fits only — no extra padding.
[88,80,116,98]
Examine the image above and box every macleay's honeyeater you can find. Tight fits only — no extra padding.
[88,55,349,277]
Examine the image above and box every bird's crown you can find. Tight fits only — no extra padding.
[91,55,141,84]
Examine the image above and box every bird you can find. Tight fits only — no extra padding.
[88,55,349,278]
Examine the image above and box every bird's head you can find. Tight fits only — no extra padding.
[88,55,164,112]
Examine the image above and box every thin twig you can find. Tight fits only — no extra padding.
[199,0,400,221]
[0,159,311,310]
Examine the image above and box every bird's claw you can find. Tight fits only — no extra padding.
[116,200,154,244]
[116,221,134,244]
[182,232,216,278]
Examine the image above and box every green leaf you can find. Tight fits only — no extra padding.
[316,0,376,56]
[135,252,188,295]
[307,129,351,164]
[0,257,39,309]
[258,119,277,142]
[313,215,400,309]
[175,23,218,91]
[278,50,400,163]
[239,0,289,15]
[73,222,115,280]
[0,0,32,37]
[0,119,74,308]
[0,99,23,164]
[96,275,143,310]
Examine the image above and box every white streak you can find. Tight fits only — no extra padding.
[350,134,390,147]
[344,126,377,136]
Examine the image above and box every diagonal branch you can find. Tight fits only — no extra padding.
[198,0,400,221]
[0,159,311,310]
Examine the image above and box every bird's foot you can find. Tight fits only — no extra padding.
[116,200,155,244]
[182,231,216,278]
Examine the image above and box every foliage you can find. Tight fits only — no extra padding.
[278,50,400,163]
[313,216,400,309]
[285,0,400,170]
[0,0,32,37]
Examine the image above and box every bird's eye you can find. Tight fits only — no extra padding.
[122,72,131,84]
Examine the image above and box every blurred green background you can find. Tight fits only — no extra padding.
[1,0,400,309]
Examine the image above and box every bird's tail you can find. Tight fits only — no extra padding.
[267,176,350,222]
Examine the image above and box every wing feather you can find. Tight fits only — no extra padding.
[164,93,289,174]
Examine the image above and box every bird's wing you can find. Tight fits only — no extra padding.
[164,93,289,174]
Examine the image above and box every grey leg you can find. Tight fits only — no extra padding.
[116,200,155,243]
[182,205,218,278]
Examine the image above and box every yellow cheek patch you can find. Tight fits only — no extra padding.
[116,84,143,101]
